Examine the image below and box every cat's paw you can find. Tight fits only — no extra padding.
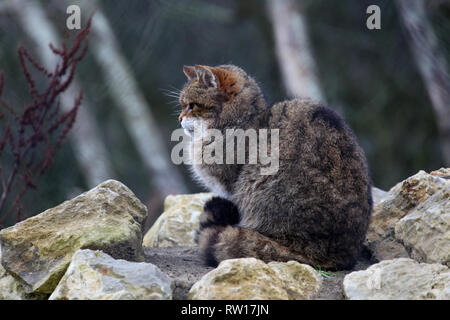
[199,196,240,230]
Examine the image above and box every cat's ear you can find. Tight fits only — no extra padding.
[209,67,242,98]
[183,65,198,80]
[188,65,241,98]
[195,65,218,89]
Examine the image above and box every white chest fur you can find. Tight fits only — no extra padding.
[188,144,230,198]
[191,165,230,198]
[183,117,230,198]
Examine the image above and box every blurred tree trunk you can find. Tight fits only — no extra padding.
[8,0,115,187]
[266,0,325,103]
[396,0,450,166]
[81,0,188,196]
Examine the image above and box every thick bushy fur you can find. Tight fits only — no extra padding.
[178,64,372,270]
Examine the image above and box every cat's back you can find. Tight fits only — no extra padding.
[265,98,359,163]
[265,98,316,130]
[267,98,348,134]
[262,97,371,205]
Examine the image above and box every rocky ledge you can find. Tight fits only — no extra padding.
[0,169,448,300]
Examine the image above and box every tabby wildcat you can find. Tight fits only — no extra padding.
[178,64,372,270]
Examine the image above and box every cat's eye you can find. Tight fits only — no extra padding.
[188,103,204,111]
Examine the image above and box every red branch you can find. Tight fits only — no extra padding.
[0,15,93,227]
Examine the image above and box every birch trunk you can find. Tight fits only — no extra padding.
[8,0,114,187]
[396,0,450,165]
[80,0,188,195]
[266,0,325,103]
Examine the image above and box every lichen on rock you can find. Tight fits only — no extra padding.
[188,258,321,300]
[365,170,448,262]
[0,179,147,294]
[50,249,173,300]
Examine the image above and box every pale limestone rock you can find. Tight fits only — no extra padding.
[395,184,450,266]
[49,249,173,300]
[343,258,450,300]
[0,180,147,294]
[366,170,448,261]
[188,258,321,300]
[268,261,322,300]
[143,193,214,247]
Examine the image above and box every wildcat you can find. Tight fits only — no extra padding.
[178,64,372,270]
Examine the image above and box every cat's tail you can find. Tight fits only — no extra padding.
[196,197,323,268]
[197,225,316,266]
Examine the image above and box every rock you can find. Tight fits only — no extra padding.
[395,184,450,266]
[187,258,321,300]
[0,180,147,294]
[49,249,173,300]
[343,258,450,300]
[365,170,448,262]
[0,249,46,300]
[143,193,214,248]
[0,261,27,300]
